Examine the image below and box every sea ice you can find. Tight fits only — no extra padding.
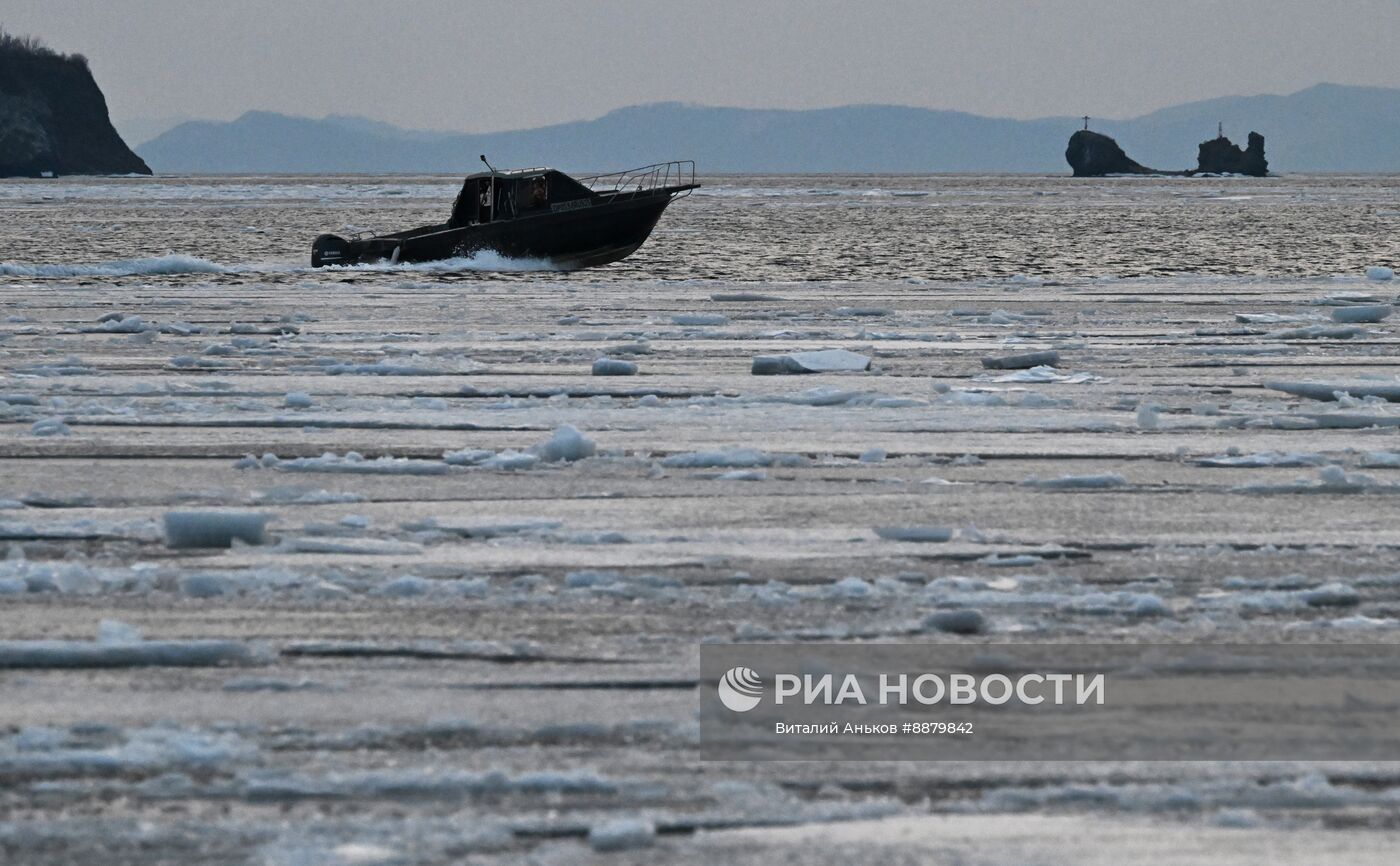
[716,469,767,481]
[673,313,729,326]
[163,511,271,548]
[1265,381,1400,402]
[179,572,246,598]
[921,609,987,634]
[254,452,454,476]
[1072,592,1169,617]
[1235,313,1315,324]
[483,452,540,471]
[980,554,1042,568]
[402,518,561,538]
[981,350,1060,370]
[530,425,596,462]
[1264,325,1363,340]
[938,389,1004,406]
[1194,451,1329,468]
[30,417,70,436]
[660,448,802,468]
[1365,266,1394,281]
[751,348,871,375]
[1233,466,1400,494]
[592,357,638,376]
[1330,305,1392,323]
[587,818,656,852]
[826,577,875,600]
[0,624,266,668]
[711,291,784,301]
[283,391,313,408]
[988,365,1101,384]
[276,537,424,555]
[81,314,155,334]
[251,486,364,505]
[372,575,435,598]
[1020,473,1127,489]
[874,526,953,543]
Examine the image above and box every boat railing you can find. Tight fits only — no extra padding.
[578,161,696,199]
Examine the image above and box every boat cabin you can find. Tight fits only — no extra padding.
[447,168,595,228]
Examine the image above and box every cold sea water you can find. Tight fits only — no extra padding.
[1,172,1397,279]
[1,173,1399,864]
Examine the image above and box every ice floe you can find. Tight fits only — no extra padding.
[592,357,638,376]
[1265,380,1400,402]
[529,425,596,462]
[982,350,1060,370]
[660,448,806,468]
[986,365,1102,384]
[672,313,729,326]
[163,511,271,549]
[241,452,455,476]
[1193,451,1330,468]
[874,526,953,543]
[1330,304,1392,323]
[1233,466,1400,494]
[921,609,987,634]
[0,622,267,668]
[588,818,656,852]
[1020,473,1127,489]
[1264,325,1364,340]
[751,348,871,375]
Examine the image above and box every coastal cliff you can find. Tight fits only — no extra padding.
[0,30,150,177]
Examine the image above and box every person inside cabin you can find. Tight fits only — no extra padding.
[530,176,548,209]
[478,182,493,222]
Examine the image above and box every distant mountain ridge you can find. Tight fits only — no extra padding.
[138,84,1400,174]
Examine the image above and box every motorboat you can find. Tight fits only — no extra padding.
[311,158,697,270]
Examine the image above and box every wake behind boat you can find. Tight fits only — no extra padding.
[311,157,697,270]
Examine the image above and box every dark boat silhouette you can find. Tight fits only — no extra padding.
[311,157,697,270]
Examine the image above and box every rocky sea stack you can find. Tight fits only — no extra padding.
[1065,129,1158,177]
[1066,127,1269,178]
[1196,131,1268,176]
[0,29,150,177]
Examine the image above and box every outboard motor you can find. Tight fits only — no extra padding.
[311,233,351,267]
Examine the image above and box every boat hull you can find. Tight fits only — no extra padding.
[313,189,680,270]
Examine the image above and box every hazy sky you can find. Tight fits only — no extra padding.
[6,0,1399,131]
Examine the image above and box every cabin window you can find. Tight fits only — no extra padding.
[528,176,548,209]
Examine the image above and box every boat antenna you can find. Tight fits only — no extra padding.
[480,154,496,173]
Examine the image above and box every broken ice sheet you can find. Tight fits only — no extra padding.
[985,365,1103,384]
[0,622,269,668]
[874,526,954,543]
[1193,451,1330,468]
[1020,473,1127,489]
[659,448,806,468]
[1232,466,1400,494]
[751,348,872,375]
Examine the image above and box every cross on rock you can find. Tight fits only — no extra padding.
[1083,116,1090,131]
